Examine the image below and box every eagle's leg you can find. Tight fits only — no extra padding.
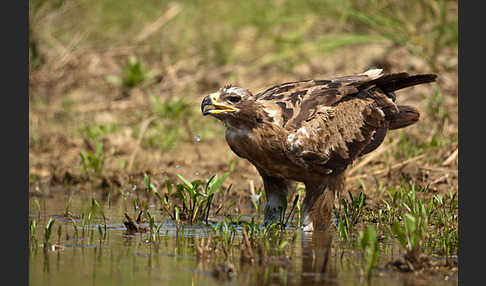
[302,174,344,232]
[260,173,293,225]
[301,184,333,232]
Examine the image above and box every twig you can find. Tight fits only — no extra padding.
[53,32,85,71]
[442,148,458,166]
[123,212,147,233]
[135,3,183,43]
[347,154,426,182]
[429,174,449,186]
[419,166,458,174]
[159,65,234,91]
[127,116,157,171]
[248,180,255,196]
[242,228,254,258]
[348,140,399,176]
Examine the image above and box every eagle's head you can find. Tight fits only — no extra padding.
[201,85,261,127]
[201,85,253,116]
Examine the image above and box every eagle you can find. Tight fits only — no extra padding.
[201,69,436,231]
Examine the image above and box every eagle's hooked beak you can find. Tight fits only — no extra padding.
[201,92,238,116]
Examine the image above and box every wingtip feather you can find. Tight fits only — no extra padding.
[361,68,384,80]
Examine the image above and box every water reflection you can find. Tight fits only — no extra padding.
[42,249,50,274]
[29,195,457,286]
[234,229,336,286]
[300,230,336,285]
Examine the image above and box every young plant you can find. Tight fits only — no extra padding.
[106,55,156,89]
[33,198,41,218]
[144,173,158,193]
[80,207,94,238]
[296,186,304,227]
[79,141,104,178]
[79,123,117,142]
[146,211,156,242]
[154,164,233,224]
[283,192,300,227]
[359,225,379,279]
[380,184,432,261]
[71,218,79,239]
[391,212,426,262]
[91,198,107,234]
[57,224,62,244]
[431,193,458,256]
[334,191,366,241]
[29,219,38,250]
[44,217,55,248]
[64,196,72,217]
[146,96,193,152]
[97,225,104,242]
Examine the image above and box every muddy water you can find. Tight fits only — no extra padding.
[29,191,457,286]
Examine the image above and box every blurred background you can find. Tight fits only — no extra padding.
[29,0,458,201]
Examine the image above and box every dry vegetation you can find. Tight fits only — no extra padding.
[29,0,458,276]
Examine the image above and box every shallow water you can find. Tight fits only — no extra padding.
[29,191,457,286]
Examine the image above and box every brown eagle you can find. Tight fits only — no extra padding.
[201,69,436,231]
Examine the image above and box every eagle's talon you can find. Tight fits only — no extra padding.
[301,211,314,232]
[302,223,314,232]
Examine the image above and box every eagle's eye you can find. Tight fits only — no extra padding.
[227,95,241,103]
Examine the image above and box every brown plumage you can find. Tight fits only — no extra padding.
[201,69,437,231]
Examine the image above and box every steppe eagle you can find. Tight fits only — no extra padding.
[201,69,436,231]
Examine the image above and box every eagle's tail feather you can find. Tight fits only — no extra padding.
[357,72,437,102]
[389,105,420,130]
[377,74,438,93]
[363,73,437,92]
[359,73,437,93]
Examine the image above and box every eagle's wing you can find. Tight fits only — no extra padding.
[256,69,391,129]
[255,70,436,174]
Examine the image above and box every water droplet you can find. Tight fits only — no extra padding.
[175,165,180,169]
[195,135,201,142]
[132,185,137,191]
[194,171,200,176]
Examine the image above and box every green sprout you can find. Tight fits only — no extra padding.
[359,225,379,279]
